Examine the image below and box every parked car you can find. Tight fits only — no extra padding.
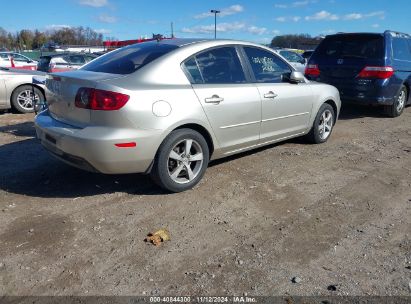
[0,67,46,113]
[35,39,341,192]
[302,50,315,62]
[273,49,306,72]
[37,53,98,73]
[0,52,38,70]
[305,30,411,117]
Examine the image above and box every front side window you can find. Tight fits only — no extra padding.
[183,47,246,84]
[12,54,30,62]
[243,47,292,83]
[279,50,304,64]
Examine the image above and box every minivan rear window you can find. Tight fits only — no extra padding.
[316,34,384,60]
[81,42,178,74]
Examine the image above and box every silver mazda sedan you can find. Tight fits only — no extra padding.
[35,39,341,192]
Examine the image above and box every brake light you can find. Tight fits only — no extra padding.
[358,66,394,79]
[305,64,320,77]
[75,88,130,111]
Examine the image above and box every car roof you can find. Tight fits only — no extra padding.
[326,32,384,38]
[129,38,268,49]
[0,52,29,55]
[40,52,98,58]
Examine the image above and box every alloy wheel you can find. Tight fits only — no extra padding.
[396,89,406,113]
[318,109,333,141]
[17,90,39,111]
[167,139,204,184]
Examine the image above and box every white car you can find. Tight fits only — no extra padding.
[0,52,38,70]
[273,49,306,73]
[0,67,46,113]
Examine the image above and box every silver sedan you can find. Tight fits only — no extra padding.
[0,67,46,113]
[35,39,340,192]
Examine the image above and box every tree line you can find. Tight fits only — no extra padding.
[271,34,324,50]
[0,26,106,51]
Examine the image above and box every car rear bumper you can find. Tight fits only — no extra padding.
[34,110,162,174]
[340,95,395,105]
[308,77,399,106]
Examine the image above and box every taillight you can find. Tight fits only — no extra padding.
[305,64,320,77]
[358,66,394,79]
[75,88,130,111]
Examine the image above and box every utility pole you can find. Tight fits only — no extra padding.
[171,22,174,38]
[210,9,220,39]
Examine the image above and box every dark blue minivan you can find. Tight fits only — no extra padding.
[305,31,411,117]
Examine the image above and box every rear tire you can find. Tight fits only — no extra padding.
[385,85,406,118]
[306,103,335,144]
[11,85,44,114]
[150,129,209,193]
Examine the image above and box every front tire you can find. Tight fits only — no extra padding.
[11,85,44,113]
[307,103,335,144]
[150,129,210,193]
[385,85,406,118]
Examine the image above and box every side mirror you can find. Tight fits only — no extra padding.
[289,71,306,83]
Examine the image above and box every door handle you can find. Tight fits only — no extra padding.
[205,95,224,104]
[263,91,278,99]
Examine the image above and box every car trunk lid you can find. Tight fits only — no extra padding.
[46,70,126,127]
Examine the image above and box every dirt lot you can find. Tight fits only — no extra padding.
[0,105,410,297]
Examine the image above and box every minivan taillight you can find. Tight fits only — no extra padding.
[358,66,394,79]
[305,64,320,77]
[75,88,130,111]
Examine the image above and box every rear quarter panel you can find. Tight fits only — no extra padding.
[387,34,411,103]
[0,77,6,108]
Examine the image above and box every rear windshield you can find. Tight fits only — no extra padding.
[316,34,384,59]
[81,42,178,74]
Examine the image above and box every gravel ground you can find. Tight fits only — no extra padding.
[0,105,410,297]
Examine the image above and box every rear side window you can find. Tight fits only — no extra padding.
[316,35,384,59]
[392,38,411,61]
[183,47,246,84]
[69,55,86,65]
[81,42,178,74]
[243,47,292,83]
[85,55,96,63]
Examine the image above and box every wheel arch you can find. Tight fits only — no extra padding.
[9,83,45,107]
[145,122,216,174]
[323,99,339,124]
[173,123,215,157]
[401,82,410,104]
